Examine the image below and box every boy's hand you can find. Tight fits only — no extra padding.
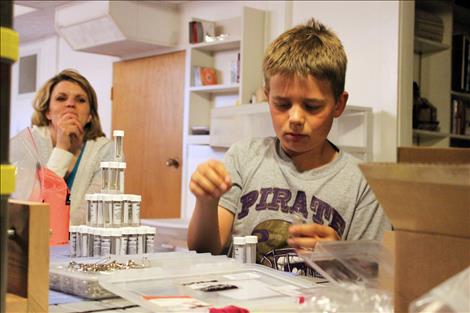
[190,160,232,204]
[287,223,339,250]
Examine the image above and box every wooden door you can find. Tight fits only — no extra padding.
[112,51,185,218]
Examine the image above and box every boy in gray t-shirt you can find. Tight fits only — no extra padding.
[187,18,391,276]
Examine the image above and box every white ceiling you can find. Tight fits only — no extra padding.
[13,0,183,44]
[13,1,69,43]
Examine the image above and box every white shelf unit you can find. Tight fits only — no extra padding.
[186,6,266,138]
[181,6,266,220]
[210,103,373,162]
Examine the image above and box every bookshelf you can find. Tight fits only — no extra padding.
[181,6,266,219]
[403,0,470,148]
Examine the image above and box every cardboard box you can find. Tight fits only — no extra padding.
[397,146,470,164]
[360,147,470,313]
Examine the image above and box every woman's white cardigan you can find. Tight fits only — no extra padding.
[10,126,114,225]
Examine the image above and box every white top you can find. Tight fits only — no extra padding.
[233,236,246,245]
[10,126,114,225]
[245,235,258,244]
[113,130,125,137]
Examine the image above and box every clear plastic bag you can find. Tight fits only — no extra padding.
[298,240,394,288]
[10,127,70,245]
[409,267,470,313]
[294,240,394,312]
[9,127,44,201]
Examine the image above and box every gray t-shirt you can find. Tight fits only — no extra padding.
[219,137,391,275]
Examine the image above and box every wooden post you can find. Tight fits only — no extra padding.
[6,200,49,313]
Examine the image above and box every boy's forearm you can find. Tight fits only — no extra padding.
[187,199,224,254]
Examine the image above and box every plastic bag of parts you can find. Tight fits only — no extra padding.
[9,127,70,245]
[9,127,44,201]
[295,283,392,313]
[297,240,393,289]
[294,240,394,313]
[409,267,470,313]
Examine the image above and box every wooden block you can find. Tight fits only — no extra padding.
[7,200,49,313]
[6,293,27,313]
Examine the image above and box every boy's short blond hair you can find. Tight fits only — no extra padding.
[263,18,347,101]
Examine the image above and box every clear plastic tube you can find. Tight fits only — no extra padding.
[93,227,101,257]
[88,227,95,257]
[100,228,111,256]
[113,130,124,161]
[69,225,78,257]
[110,228,122,255]
[137,226,145,254]
[86,194,98,226]
[122,194,132,226]
[96,194,104,227]
[112,194,123,227]
[120,227,129,255]
[145,226,156,254]
[131,195,141,226]
[245,235,258,264]
[127,227,138,255]
[118,162,126,193]
[102,194,113,228]
[108,162,120,193]
[100,162,110,192]
[80,226,89,257]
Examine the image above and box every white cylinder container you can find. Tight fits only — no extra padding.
[145,226,156,254]
[92,227,101,257]
[136,226,146,254]
[232,236,246,263]
[110,228,122,255]
[69,225,78,257]
[112,194,123,227]
[100,228,111,256]
[118,162,126,193]
[120,227,130,255]
[130,195,141,226]
[102,194,113,228]
[245,235,258,264]
[108,162,120,193]
[85,193,98,226]
[80,226,89,257]
[127,227,138,255]
[96,193,104,227]
[122,194,132,226]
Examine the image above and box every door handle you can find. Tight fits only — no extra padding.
[166,158,180,169]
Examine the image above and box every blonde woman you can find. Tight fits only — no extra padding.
[10,69,114,225]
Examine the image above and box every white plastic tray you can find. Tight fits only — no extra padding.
[99,262,318,312]
[49,251,232,299]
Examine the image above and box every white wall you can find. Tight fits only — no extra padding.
[177,1,291,48]
[10,35,117,138]
[292,0,400,161]
[10,36,58,136]
[57,37,118,137]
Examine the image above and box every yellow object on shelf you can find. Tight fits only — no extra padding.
[0,27,19,62]
[0,164,16,195]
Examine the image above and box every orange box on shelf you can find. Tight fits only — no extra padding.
[200,67,217,85]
